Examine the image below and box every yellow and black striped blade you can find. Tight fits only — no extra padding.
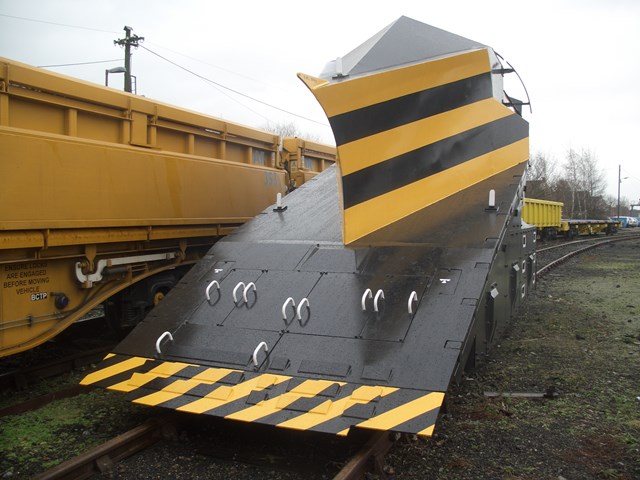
[299,47,528,244]
[81,353,444,438]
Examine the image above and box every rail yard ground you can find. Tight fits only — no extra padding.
[388,238,640,480]
[1,239,639,479]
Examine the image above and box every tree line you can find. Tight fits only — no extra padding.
[526,149,625,220]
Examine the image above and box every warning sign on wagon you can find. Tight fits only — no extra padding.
[2,261,50,299]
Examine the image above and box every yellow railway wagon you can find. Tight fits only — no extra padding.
[523,197,617,239]
[282,137,337,188]
[0,57,335,357]
[522,198,563,229]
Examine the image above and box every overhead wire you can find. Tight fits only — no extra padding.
[1,12,329,128]
[138,45,271,123]
[38,59,122,68]
[139,45,327,127]
[0,13,119,34]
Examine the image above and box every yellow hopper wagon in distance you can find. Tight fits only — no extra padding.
[82,17,534,439]
[0,57,334,357]
[522,198,618,240]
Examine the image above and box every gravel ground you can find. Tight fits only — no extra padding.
[386,239,640,479]
[1,239,639,479]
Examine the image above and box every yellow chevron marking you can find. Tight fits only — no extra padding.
[176,373,291,414]
[276,385,398,431]
[309,400,332,415]
[207,385,233,400]
[110,361,195,392]
[417,424,436,437]
[350,385,383,402]
[104,353,115,360]
[343,138,529,244]
[257,374,278,388]
[226,379,345,423]
[289,379,345,396]
[300,49,490,118]
[338,99,512,176]
[353,391,445,432]
[80,356,149,385]
[133,367,236,406]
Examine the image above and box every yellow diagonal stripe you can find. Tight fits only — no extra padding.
[343,138,529,244]
[276,385,398,431]
[417,424,436,437]
[175,373,291,414]
[109,361,195,392]
[303,49,490,118]
[225,379,344,423]
[133,367,237,406]
[338,99,512,176]
[354,391,445,432]
[80,356,149,385]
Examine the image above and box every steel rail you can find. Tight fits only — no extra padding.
[333,432,396,480]
[0,345,114,390]
[536,229,640,254]
[536,234,640,279]
[32,417,172,480]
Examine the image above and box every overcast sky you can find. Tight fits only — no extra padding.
[1,0,639,208]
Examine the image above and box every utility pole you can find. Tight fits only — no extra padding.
[617,164,621,219]
[114,26,144,93]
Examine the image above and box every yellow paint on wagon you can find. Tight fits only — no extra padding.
[353,391,444,433]
[300,49,490,118]
[276,385,397,431]
[132,367,237,406]
[337,99,512,176]
[343,138,529,244]
[79,356,149,385]
[176,373,291,414]
[225,379,344,423]
[109,361,195,392]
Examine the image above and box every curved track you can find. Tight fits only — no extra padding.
[535,229,640,278]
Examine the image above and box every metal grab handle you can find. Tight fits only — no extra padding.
[243,282,256,302]
[232,282,246,303]
[407,291,418,315]
[205,280,220,301]
[296,297,309,320]
[373,289,385,312]
[361,289,372,311]
[155,331,174,355]
[252,341,269,367]
[282,297,296,320]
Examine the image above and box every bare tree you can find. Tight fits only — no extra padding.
[261,120,322,142]
[526,152,557,199]
[563,148,581,218]
[559,148,607,219]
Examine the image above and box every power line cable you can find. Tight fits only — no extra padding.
[139,45,327,127]
[144,40,272,91]
[38,59,122,68]
[1,13,329,128]
[139,45,270,123]
[0,13,118,34]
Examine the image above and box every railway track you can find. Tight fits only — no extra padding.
[31,414,392,480]
[535,229,640,278]
[11,231,640,480]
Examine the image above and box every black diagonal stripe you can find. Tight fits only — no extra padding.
[329,73,492,146]
[342,114,528,209]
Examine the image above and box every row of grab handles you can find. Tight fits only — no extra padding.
[154,282,422,366]
[207,280,419,315]
[155,330,267,368]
